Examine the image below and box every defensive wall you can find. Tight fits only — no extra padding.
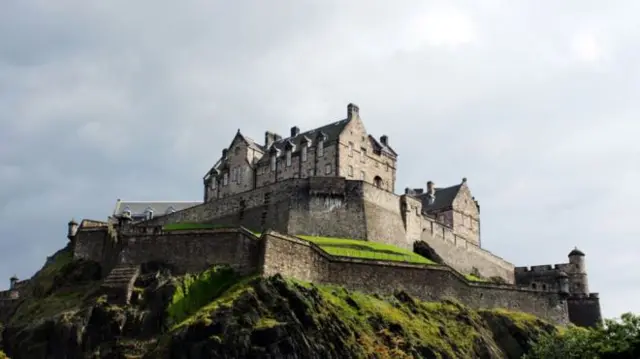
[72,224,569,325]
[135,176,515,283]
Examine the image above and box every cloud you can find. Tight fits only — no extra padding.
[1,0,639,320]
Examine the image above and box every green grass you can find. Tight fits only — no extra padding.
[465,274,487,282]
[297,235,435,265]
[167,266,242,325]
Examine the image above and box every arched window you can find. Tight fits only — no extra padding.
[374,176,383,188]
[531,283,537,290]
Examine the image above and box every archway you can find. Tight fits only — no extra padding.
[374,176,383,188]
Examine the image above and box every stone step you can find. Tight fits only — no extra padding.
[100,264,141,305]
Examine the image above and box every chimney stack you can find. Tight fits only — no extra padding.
[380,135,388,146]
[347,103,360,119]
[222,148,228,158]
[291,126,300,137]
[427,181,435,195]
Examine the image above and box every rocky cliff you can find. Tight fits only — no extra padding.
[0,245,558,359]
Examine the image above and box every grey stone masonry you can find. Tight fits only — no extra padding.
[100,264,141,305]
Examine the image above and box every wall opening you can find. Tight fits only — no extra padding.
[374,175,383,188]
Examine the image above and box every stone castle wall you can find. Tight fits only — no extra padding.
[261,232,569,325]
[420,216,515,283]
[133,177,515,282]
[568,295,602,328]
[119,228,261,275]
[70,225,579,326]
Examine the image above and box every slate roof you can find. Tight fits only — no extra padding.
[417,184,462,213]
[256,118,351,165]
[112,200,202,217]
[569,248,585,257]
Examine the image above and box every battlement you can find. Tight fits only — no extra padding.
[515,263,572,273]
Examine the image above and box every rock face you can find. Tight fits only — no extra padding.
[0,247,557,359]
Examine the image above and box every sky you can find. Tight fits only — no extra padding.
[1,1,639,320]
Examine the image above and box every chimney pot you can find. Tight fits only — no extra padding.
[380,135,388,146]
[291,126,300,137]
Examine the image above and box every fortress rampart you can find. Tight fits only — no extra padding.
[135,177,516,283]
[72,225,569,325]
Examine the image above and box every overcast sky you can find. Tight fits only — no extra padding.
[1,1,638,319]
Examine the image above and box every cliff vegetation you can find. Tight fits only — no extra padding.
[0,245,610,359]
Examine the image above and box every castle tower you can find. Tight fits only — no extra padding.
[67,218,78,241]
[9,275,18,290]
[568,247,589,295]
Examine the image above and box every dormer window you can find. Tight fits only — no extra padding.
[286,150,292,167]
[270,154,277,171]
[144,207,154,220]
[317,140,324,157]
[166,206,176,215]
[301,146,308,162]
[211,179,217,189]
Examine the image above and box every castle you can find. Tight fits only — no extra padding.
[0,103,602,328]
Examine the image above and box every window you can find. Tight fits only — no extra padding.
[211,179,217,189]
[360,148,367,163]
[223,173,229,185]
[270,155,276,171]
[144,208,154,220]
[531,283,537,290]
[234,147,241,155]
[232,168,238,182]
[308,169,314,177]
[374,176,383,188]
[325,163,332,175]
[348,142,354,157]
[286,150,292,167]
[386,163,389,172]
[301,146,308,162]
[348,165,353,177]
[360,171,365,180]
[317,141,324,157]
[238,168,243,184]
[375,161,379,168]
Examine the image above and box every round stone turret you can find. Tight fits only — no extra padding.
[67,218,79,241]
[9,275,18,289]
[568,247,589,295]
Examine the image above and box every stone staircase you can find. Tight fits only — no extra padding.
[100,264,140,305]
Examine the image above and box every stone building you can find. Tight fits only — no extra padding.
[110,200,201,222]
[203,104,398,202]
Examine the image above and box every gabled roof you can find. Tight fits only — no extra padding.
[256,118,350,165]
[418,184,463,213]
[368,135,398,158]
[112,200,202,217]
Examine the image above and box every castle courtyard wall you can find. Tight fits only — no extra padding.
[118,228,261,275]
[73,228,108,263]
[420,217,515,283]
[260,232,569,325]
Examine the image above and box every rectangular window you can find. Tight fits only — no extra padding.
[308,169,314,177]
[270,155,276,171]
[286,150,292,167]
[348,165,353,177]
[317,141,324,157]
[348,142,354,157]
[361,148,367,163]
[360,171,365,180]
[325,164,331,175]
[301,146,308,162]
[386,163,389,172]
[211,179,217,189]
[238,169,243,184]
[232,168,238,182]
[223,173,229,186]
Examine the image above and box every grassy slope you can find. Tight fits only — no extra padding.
[160,270,554,358]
